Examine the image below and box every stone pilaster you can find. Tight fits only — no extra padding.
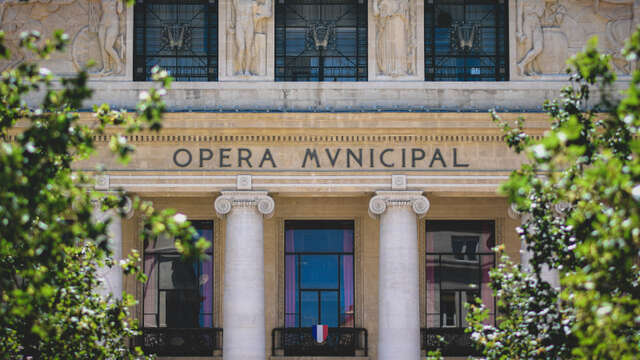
[215,191,274,360]
[369,191,429,360]
[93,196,133,300]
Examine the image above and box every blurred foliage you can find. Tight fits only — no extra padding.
[467,31,640,359]
[0,8,209,360]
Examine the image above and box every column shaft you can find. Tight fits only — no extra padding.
[378,206,420,360]
[223,207,266,360]
[369,191,429,360]
[216,191,274,360]
[93,209,124,299]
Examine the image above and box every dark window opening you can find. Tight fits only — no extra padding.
[424,0,508,81]
[275,0,368,81]
[141,220,220,356]
[423,220,496,356]
[134,0,218,81]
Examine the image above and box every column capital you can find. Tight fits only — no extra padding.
[214,191,275,219]
[92,195,134,221]
[368,191,430,219]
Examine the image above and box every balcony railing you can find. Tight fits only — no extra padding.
[421,327,480,357]
[272,327,368,357]
[137,327,223,357]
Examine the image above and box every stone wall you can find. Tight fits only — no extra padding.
[0,0,633,111]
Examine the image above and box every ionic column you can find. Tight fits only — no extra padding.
[508,204,560,289]
[93,197,133,299]
[215,191,275,360]
[369,191,430,360]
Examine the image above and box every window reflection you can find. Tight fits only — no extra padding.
[426,220,495,328]
[143,220,214,329]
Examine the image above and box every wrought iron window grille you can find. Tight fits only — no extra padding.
[137,327,223,357]
[272,327,368,356]
[424,0,508,81]
[275,0,368,81]
[134,0,218,81]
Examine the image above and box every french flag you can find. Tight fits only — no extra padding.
[312,324,328,343]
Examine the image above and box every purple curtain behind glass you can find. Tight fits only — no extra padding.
[200,259,213,327]
[341,230,354,327]
[285,230,296,327]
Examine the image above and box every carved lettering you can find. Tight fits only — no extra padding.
[173,149,192,167]
[411,148,425,168]
[346,148,362,168]
[453,148,469,167]
[200,148,213,167]
[219,148,232,168]
[238,148,253,167]
[259,148,277,168]
[325,148,342,167]
[302,148,321,168]
[429,148,447,168]
[380,149,395,168]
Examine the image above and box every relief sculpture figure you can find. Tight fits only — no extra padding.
[96,0,124,75]
[373,0,410,77]
[516,0,546,76]
[231,0,272,76]
[592,0,640,74]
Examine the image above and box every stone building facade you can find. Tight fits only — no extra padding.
[3,0,635,359]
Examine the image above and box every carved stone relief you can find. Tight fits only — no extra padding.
[0,0,127,78]
[516,0,639,77]
[372,0,418,79]
[224,0,272,78]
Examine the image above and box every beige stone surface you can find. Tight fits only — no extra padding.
[121,194,519,360]
[220,0,274,80]
[0,0,128,78]
[369,0,424,80]
[513,0,638,79]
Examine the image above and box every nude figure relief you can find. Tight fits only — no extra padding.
[230,0,272,76]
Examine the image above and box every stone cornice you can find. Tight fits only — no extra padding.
[214,191,275,219]
[368,191,430,219]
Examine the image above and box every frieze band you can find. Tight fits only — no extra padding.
[172,147,470,169]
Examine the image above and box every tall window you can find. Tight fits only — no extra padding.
[143,220,214,328]
[134,0,218,81]
[424,0,507,81]
[284,220,354,327]
[275,0,368,81]
[424,220,495,356]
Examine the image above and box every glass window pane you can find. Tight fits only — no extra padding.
[300,291,319,327]
[285,220,355,329]
[143,219,214,329]
[321,291,339,326]
[275,0,367,81]
[425,0,507,81]
[134,0,218,81]
[426,220,495,328]
[340,254,354,327]
[300,255,339,289]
